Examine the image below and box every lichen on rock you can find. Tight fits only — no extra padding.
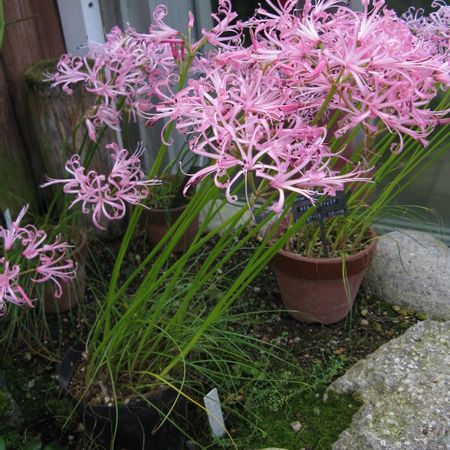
[328,320,450,450]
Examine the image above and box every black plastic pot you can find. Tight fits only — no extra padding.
[59,343,187,450]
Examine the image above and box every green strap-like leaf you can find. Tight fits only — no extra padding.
[0,436,6,450]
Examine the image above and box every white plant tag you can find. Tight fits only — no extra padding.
[203,388,225,438]
[4,209,12,229]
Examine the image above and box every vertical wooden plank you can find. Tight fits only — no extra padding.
[2,0,65,121]
[0,62,38,213]
[1,0,66,209]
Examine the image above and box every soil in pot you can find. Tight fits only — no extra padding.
[44,231,89,314]
[272,226,377,324]
[59,343,187,450]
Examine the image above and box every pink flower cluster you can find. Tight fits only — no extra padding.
[403,1,449,55]
[153,0,449,213]
[247,0,449,148]
[48,1,244,142]
[42,144,160,230]
[164,65,368,212]
[0,206,76,316]
[47,24,177,142]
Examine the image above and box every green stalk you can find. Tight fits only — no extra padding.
[135,204,254,369]
[159,193,304,378]
[311,83,338,126]
[101,57,195,339]
[351,124,449,245]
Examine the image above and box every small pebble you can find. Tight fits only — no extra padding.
[290,421,302,432]
[333,347,346,355]
[361,319,369,326]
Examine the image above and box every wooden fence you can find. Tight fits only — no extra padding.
[0,0,65,214]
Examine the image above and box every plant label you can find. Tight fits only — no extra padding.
[293,191,346,223]
[3,208,12,229]
[203,388,226,438]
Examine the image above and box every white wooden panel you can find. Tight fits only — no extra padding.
[193,0,214,33]
[119,0,151,32]
[57,0,105,56]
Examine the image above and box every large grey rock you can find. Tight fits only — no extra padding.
[365,230,450,320]
[328,320,450,450]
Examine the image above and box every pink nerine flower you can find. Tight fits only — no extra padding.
[47,2,246,141]
[403,1,449,54]
[42,143,161,230]
[151,0,448,214]
[32,237,77,299]
[0,206,76,315]
[156,60,369,213]
[245,0,450,150]
[0,205,28,251]
[0,259,32,316]
[47,25,177,141]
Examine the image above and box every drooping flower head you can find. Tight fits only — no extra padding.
[0,206,76,315]
[41,143,161,230]
[47,25,178,141]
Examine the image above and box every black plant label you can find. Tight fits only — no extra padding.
[293,191,346,224]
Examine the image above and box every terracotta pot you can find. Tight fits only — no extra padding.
[43,231,88,313]
[143,204,199,253]
[271,230,377,324]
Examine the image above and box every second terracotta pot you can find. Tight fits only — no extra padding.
[144,204,199,253]
[272,231,377,324]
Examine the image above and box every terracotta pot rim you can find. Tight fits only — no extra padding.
[276,228,377,264]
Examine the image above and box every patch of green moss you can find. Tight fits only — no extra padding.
[24,59,58,86]
[0,430,24,450]
[217,389,361,450]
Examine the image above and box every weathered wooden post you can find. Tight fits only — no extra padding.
[0,63,39,214]
[25,59,116,184]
